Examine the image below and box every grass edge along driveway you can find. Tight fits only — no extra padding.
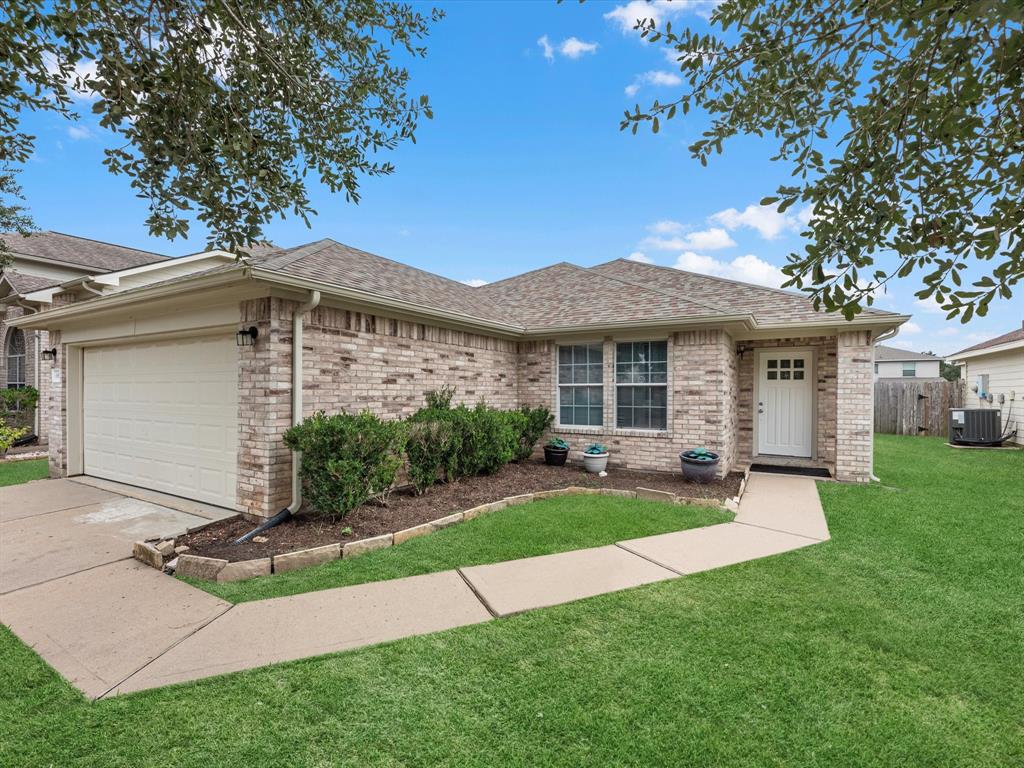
[1,435,1022,767]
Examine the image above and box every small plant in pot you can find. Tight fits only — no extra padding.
[543,437,570,466]
[582,442,609,474]
[680,447,720,483]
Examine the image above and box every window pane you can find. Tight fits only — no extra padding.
[767,359,777,368]
[559,346,572,365]
[558,364,571,384]
[794,371,804,380]
[780,370,791,380]
[793,359,805,369]
[767,371,777,380]
[560,405,573,424]
[780,359,791,368]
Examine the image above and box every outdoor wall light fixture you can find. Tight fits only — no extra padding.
[41,347,58,362]
[236,326,259,347]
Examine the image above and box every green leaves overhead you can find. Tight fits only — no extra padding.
[621,0,1023,321]
[0,1,442,256]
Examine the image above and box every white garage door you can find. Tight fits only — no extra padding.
[83,335,238,508]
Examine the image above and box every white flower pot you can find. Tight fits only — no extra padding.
[582,452,609,474]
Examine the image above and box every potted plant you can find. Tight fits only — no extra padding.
[679,447,720,483]
[543,437,570,466]
[582,442,609,474]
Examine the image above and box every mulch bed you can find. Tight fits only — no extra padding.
[179,460,743,562]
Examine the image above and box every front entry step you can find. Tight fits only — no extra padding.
[749,463,832,479]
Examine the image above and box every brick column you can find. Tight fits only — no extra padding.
[835,330,874,482]
[47,330,67,478]
[237,297,294,518]
[673,328,738,477]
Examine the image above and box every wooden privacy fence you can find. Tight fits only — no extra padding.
[874,379,966,437]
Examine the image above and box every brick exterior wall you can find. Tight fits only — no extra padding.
[835,330,875,482]
[736,336,839,469]
[517,329,739,477]
[237,298,521,518]
[46,330,68,477]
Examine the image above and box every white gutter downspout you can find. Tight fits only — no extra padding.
[869,325,901,481]
[287,290,321,513]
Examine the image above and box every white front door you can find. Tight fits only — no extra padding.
[757,351,813,457]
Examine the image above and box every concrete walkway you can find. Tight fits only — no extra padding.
[1,472,829,699]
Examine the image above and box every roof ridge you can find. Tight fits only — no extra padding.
[478,261,578,289]
[256,238,335,270]
[601,258,900,318]
[584,261,730,316]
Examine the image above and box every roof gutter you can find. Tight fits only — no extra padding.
[6,268,250,329]
[248,268,526,336]
[521,313,756,337]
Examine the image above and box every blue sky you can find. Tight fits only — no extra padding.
[16,0,1020,355]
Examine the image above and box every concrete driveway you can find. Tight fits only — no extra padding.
[0,477,235,698]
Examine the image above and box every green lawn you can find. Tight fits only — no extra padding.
[189,494,731,603]
[0,457,48,487]
[2,436,1022,767]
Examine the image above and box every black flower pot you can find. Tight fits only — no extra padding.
[680,450,720,483]
[544,446,569,466]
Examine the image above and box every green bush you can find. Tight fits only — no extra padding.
[0,425,29,454]
[405,418,456,494]
[514,406,553,460]
[1,387,39,431]
[283,410,406,518]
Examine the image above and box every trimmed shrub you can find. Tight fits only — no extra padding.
[405,418,456,494]
[514,406,553,460]
[1,386,39,431]
[284,410,406,518]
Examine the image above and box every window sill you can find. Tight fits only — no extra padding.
[553,425,672,439]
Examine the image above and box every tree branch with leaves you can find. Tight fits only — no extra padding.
[0,0,442,259]
[622,0,1023,322]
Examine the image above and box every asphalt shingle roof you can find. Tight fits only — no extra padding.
[0,231,168,272]
[1,269,61,294]
[949,324,1024,357]
[874,345,940,362]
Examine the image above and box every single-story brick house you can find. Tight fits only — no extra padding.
[10,237,909,517]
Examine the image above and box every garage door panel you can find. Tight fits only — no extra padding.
[83,336,238,508]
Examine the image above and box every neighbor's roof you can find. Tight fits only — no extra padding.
[0,231,168,272]
[949,324,1024,358]
[0,269,61,295]
[874,345,940,362]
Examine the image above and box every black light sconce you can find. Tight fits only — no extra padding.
[41,347,58,362]
[736,343,749,359]
[236,326,259,347]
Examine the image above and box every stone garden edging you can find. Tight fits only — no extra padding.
[132,486,735,583]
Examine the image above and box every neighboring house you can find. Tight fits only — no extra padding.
[0,232,170,439]
[10,239,909,517]
[873,345,942,379]
[947,323,1024,446]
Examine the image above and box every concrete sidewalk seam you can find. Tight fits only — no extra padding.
[97,603,236,700]
[456,568,500,619]
[732,519,828,542]
[0,499,120,526]
[613,542,685,576]
[0,556,133,597]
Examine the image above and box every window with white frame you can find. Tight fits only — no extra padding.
[615,340,668,430]
[557,343,603,426]
[5,329,26,388]
[902,362,916,377]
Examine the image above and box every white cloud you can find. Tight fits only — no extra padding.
[605,1,720,34]
[900,321,922,334]
[461,278,488,287]
[66,125,92,140]
[538,35,555,62]
[643,227,735,251]
[45,55,99,101]
[624,69,682,97]
[937,327,959,337]
[539,35,598,62]
[914,296,946,314]
[710,203,802,240]
[648,220,684,234]
[559,37,598,59]
[626,251,652,263]
[673,251,786,288]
